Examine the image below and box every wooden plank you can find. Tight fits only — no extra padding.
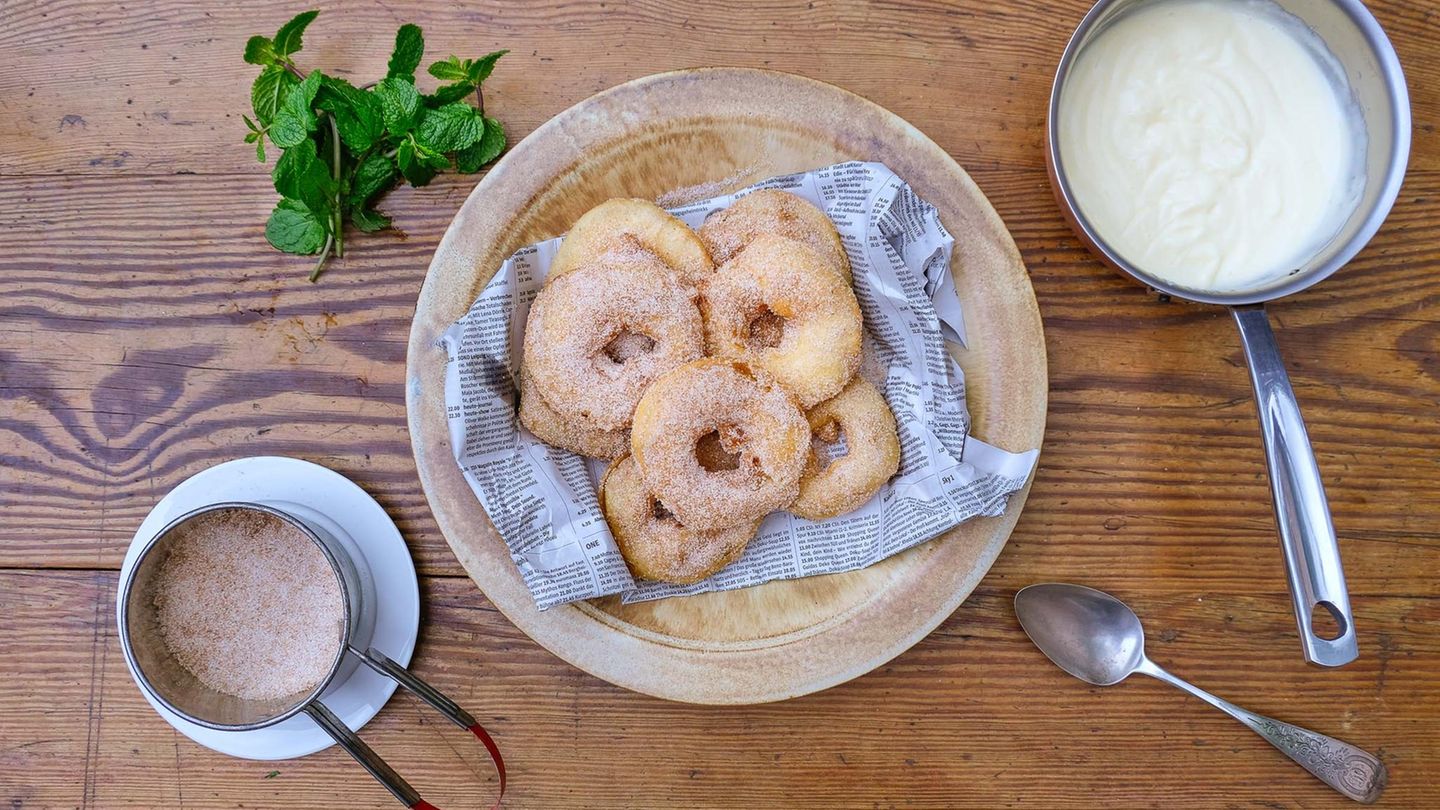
[3,0,1440,805]
[1,571,1436,809]
[0,0,1436,178]
[2,170,1437,587]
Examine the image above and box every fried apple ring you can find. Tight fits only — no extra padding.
[702,234,863,408]
[600,455,760,584]
[517,367,629,459]
[631,359,809,532]
[790,378,901,521]
[549,198,714,289]
[523,249,703,432]
[698,189,852,284]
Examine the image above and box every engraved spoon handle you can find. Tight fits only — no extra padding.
[1136,657,1386,803]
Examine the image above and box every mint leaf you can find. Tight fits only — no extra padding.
[396,138,446,186]
[316,77,383,152]
[374,77,421,134]
[244,36,279,66]
[243,116,267,161]
[427,56,470,82]
[348,152,397,208]
[395,140,424,184]
[269,70,322,148]
[272,139,333,214]
[386,24,424,82]
[273,10,319,56]
[467,50,507,84]
[424,50,504,106]
[266,199,326,254]
[425,82,474,107]
[251,65,298,125]
[420,144,450,170]
[292,69,323,108]
[456,116,505,173]
[269,113,308,149]
[351,206,392,232]
[416,102,483,153]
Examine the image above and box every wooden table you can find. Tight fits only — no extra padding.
[3,1,1437,807]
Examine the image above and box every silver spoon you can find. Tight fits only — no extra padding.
[1014,583,1387,803]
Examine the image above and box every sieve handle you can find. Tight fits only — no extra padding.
[1233,305,1358,667]
[302,648,505,809]
[303,701,421,807]
[353,646,506,809]
[356,646,506,801]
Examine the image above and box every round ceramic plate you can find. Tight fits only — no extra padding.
[406,68,1047,704]
[117,456,420,759]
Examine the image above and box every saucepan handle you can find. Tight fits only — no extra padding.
[302,648,506,809]
[1232,305,1358,667]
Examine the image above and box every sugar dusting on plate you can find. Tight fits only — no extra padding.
[653,167,758,208]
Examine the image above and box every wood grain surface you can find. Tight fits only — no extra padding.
[1,0,1437,808]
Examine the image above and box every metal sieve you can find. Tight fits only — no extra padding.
[118,502,504,809]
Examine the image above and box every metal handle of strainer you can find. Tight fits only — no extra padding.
[305,646,506,809]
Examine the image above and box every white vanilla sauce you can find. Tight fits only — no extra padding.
[1058,0,1364,291]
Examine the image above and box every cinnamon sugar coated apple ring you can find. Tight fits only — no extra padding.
[702,234,863,408]
[549,198,715,289]
[600,456,760,584]
[523,249,703,432]
[631,359,810,532]
[517,367,629,460]
[790,378,902,521]
[698,189,852,284]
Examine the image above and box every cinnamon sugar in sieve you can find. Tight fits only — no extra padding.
[152,509,344,701]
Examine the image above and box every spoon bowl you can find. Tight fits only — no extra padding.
[1014,583,1145,686]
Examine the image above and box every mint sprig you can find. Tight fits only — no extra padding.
[244,11,509,281]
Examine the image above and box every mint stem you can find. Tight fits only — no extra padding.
[309,232,334,282]
[280,57,306,81]
[326,113,343,259]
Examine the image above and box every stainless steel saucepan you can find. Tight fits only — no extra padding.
[1046,0,1411,667]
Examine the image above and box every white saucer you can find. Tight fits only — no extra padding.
[117,456,420,761]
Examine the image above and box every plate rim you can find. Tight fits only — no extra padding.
[405,67,1047,704]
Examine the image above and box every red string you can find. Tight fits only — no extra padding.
[407,722,505,810]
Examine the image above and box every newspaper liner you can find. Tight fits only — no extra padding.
[440,161,1039,610]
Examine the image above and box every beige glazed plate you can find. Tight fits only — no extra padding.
[406,68,1047,704]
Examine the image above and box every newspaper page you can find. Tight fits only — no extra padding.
[440,161,1039,610]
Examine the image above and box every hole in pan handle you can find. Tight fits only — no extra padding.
[1233,305,1358,668]
[303,647,506,809]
